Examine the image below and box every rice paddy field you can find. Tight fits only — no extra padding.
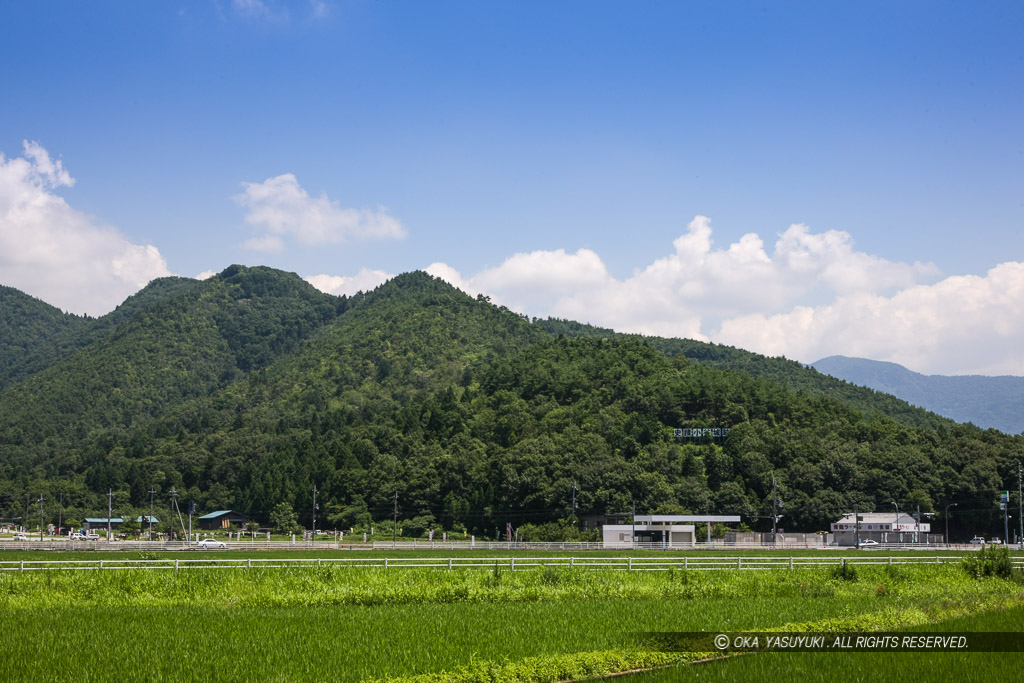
[1,549,1022,682]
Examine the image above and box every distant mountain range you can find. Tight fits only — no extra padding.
[811,356,1024,435]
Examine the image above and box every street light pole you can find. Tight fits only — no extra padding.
[945,503,957,547]
[38,495,44,542]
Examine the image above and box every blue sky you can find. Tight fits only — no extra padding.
[1,1,1022,375]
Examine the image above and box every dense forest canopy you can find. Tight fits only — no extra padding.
[1,266,1021,541]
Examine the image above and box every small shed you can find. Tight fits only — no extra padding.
[198,510,248,530]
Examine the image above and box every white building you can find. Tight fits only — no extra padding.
[602,515,741,548]
[831,512,931,545]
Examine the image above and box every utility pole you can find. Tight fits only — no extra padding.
[571,480,579,526]
[107,489,113,541]
[854,504,860,548]
[170,488,187,542]
[392,491,398,548]
[631,497,636,550]
[892,501,900,544]
[58,491,63,537]
[148,488,156,541]
[916,504,921,545]
[771,475,779,547]
[312,485,318,542]
[945,503,957,547]
[38,495,44,542]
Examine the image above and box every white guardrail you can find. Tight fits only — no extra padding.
[1,555,1022,572]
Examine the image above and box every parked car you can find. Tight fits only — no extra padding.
[857,539,879,548]
[969,536,986,545]
[12,533,29,541]
[989,538,1002,545]
[70,532,87,540]
[197,538,227,550]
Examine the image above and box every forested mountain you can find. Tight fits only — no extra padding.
[812,355,1024,435]
[0,286,92,392]
[0,277,200,392]
[536,319,949,430]
[1,268,1021,541]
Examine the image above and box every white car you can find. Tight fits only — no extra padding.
[70,533,87,540]
[12,533,29,541]
[857,539,879,548]
[197,538,227,550]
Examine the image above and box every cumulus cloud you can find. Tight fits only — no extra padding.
[0,141,171,316]
[429,216,937,332]
[306,268,393,297]
[717,262,1024,376]
[416,216,1024,375]
[236,174,406,252]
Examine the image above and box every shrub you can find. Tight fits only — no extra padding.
[961,545,1014,579]
[831,560,858,582]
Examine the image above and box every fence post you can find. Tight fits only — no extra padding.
[790,557,794,570]
[570,557,575,568]
[175,559,179,572]
[628,557,633,571]
[385,558,388,570]
[684,557,688,571]
[448,558,452,570]
[737,557,741,570]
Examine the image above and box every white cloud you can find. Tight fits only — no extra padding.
[414,216,1024,375]
[236,173,406,252]
[195,270,218,280]
[306,268,393,297]
[0,141,171,316]
[717,262,1024,376]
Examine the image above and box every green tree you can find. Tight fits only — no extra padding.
[269,502,300,534]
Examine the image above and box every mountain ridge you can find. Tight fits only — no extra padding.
[811,355,1024,434]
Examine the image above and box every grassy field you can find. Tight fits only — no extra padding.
[0,551,1021,681]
